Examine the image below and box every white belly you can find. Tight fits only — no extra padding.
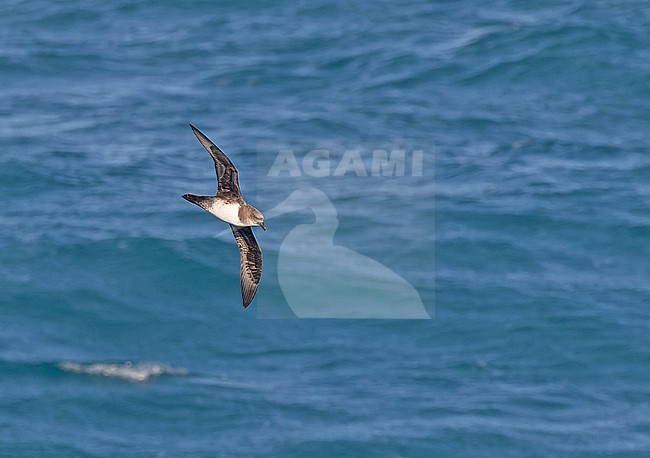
[209,201,244,226]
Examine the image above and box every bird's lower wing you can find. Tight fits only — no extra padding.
[230,225,263,308]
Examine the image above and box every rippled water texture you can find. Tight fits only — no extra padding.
[1,0,649,455]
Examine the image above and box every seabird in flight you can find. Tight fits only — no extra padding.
[182,124,265,308]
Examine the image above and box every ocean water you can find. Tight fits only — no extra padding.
[1,0,649,456]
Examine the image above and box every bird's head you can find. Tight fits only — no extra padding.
[248,206,266,231]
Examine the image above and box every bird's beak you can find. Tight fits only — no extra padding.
[260,222,267,231]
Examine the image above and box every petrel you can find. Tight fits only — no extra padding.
[182,124,265,308]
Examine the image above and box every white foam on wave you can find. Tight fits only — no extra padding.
[58,361,188,382]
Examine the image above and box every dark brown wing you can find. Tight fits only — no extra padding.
[230,225,262,308]
[190,124,241,196]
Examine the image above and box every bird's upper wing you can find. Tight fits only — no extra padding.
[190,124,241,196]
[230,224,262,308]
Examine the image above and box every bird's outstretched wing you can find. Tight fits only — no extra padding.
[230,224,262,308]
[190,124,241,196]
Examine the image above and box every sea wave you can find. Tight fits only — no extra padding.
[57,361,187,382]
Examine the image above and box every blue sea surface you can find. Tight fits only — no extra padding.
[1,0,650,455]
